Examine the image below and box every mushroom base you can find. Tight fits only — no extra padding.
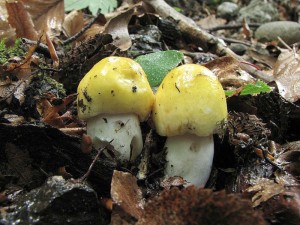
[86,113,143,162]
[164,134,214,187]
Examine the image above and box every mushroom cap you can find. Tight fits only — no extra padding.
[77,57,155,121]
[152,64,227,137]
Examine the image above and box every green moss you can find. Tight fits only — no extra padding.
[39,73,66,97]
[0,39,25,64]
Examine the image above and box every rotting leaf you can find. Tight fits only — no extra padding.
[103,3,142,51]
[6,1,38,41]
[135,50,184,87]
[39,93,77,128]
[246,178,285,208]
[273,49,300,102]
[111,170,144,221]
[20,0,64,39]
[205,56,256,89]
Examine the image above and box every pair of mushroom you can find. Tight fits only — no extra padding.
[77,56,227,187]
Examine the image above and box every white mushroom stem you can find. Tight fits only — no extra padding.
[86,113,143,162]
[164,134,214,187]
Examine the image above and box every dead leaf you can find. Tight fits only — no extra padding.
[111,170,144,220]
[247,178,285,207]
[197,14,226,30]
[6,1,38,40]
[0,1,16,45]
[273,49,300,102]
[20,0,64,39]
[63,10,85,38]
[205,56,256,89]
[242,18,252,40]
[39,93,77,128]
[104,3,142,51]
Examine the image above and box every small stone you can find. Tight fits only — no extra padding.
[0,176,106,225]
[229,43,247,55]
[255,21,300,45]
[217,2,239,19]
[238,0,279,23]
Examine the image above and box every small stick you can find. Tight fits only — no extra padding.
[79,140,113,182]
[62,13,102,46]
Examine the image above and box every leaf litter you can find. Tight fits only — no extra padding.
[0,0,300,224]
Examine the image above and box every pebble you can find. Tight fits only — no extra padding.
[255,21,300,45]
[217,2,239,19]
[238,0,279,23]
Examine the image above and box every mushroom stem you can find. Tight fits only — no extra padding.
[164,134,214,187]
[86,113,143,162]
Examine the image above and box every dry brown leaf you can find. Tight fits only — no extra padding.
[242,18,252,40]
[205,56,256,89]
[197,14,226,30]
[39,93,77,128]
[63,10,85,38]
[20,0,64,39]
[103,3,142,51]
[0,1,16,45]
[247,178,285,208]
[273,49,300,102]
[111,170,144,220]
[6,1,38,40]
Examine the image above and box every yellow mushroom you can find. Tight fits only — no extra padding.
[152,64,227,187]
[77,56,155,162]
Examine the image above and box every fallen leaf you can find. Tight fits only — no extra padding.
[63,10,85,38]
[205,56,256,89]
[197,14,226,30]
[21,0,64,39]
[273,49,300,102]
[39,93,77,128]
[6,1,38,40]
[111,170,144,220]
[103,3,142,51]
[247,178,285,208]
[0,1,16,44]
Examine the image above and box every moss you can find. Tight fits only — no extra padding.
[0,39,25,64]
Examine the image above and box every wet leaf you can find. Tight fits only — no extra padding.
[273,49,300,102]
[135,50,184,87]
[65,0,118,15]
[247,178,285,208]
[111,170,144,220]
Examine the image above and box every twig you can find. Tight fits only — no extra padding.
[79,140,113,182]
[142,0,274,82]
[21,38,64,57]
[208,23,261,32]
[62,13,102,46]
[221,37,252,46]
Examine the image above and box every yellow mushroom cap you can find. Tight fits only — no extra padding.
[152,64,227,137]
[77,56,155,121]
